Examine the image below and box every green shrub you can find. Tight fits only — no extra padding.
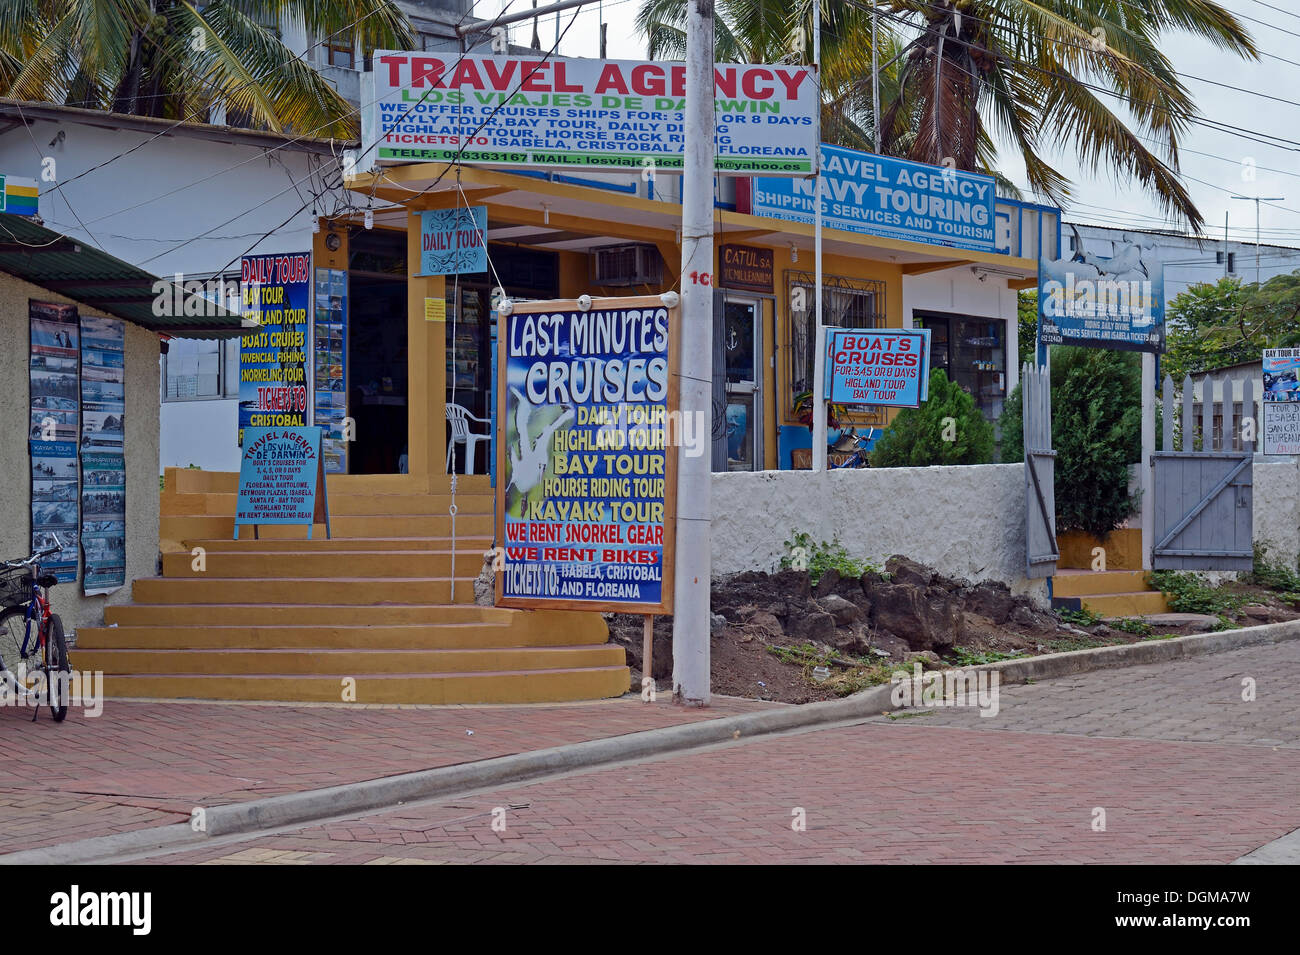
[1000,347,1140,538]
[1148,570,1245,615]
[1246,542,1300,592]
[1056,606,1102,627]
[1111,617,1154,636]
[870,368,994,468]
[780,531,878,585]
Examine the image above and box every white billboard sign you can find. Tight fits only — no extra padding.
[362,53,817,175]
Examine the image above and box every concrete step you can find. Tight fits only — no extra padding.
[161,491,493,517]
[78,617,608,649]
[131,576,480,606]
[1058,528,1144,571]
[162,550,487,578]
[99,666,630,704]
[75,645,624,675]
[161,513,494,544]
[1052,569,1152,598]
[166,468,491,495]
[1081,591,1170,616]
[180,536,492,554]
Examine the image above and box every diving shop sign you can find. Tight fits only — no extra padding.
[496,296,678,613]
[362,53,816,174]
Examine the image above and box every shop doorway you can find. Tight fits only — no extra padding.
[445,245,558,474]
[348,228,409,474]
[719,291,764,471]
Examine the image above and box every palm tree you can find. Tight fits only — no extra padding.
[638,0,1258,232]
[0,1,413,139]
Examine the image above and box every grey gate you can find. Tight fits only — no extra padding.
[1023,362,1058,578]
[1152,375,1254,570]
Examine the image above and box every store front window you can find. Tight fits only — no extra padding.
[914,312,1008,421]
[786,271,887,423]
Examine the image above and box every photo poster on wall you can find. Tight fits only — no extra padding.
[313,268,348,474]
[80,315,127,595]
[29,300,81,583]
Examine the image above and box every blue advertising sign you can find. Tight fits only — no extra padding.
[751,144,996,252]
[496,296,678,612]
[239,253,311,444]
[312,268,349,474]
[1039,237,1165,353]
[827,328,930,407]
[235,426,331,539]
[419,206,487,276]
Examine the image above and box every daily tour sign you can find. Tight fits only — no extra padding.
[239,252,311,444]
[419,206,487,275]
[1262,347,1300,455]
[364,53,816,174]
[749,145,997,252]
[496,295,678,613]
[235,426,331,539]
[1038,236,1165,353]
[826,328,931,407]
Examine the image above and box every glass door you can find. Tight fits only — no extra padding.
[722,294,763,471]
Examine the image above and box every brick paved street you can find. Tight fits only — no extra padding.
[0,695,771,853]
[118,642,1300,865]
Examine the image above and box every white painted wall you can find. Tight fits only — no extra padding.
[0,118,325,277]
[713,457,1300,597]
[711,464,1048,602]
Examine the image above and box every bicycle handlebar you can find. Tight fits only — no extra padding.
[1,536,61,570]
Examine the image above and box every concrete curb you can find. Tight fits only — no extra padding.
[976,617,1300,685]
[6,616,1298,863]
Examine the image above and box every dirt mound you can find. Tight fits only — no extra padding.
[607,556,1062,702]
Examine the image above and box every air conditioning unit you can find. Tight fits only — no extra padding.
[590,243,664,287]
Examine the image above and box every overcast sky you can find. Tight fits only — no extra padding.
[484,0,1300,252]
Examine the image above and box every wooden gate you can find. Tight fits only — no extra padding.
[1152,374,1255,570]
[1023,362,1058,578]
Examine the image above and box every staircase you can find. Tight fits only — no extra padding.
[1052,528,1169,617]
[74,468,629,704]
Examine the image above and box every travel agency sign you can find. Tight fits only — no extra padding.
[363,52,816,174]
[749,144,997,252]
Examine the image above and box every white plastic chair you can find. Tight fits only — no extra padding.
[446,403,491,474]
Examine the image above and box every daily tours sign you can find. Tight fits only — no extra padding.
[364,53,816,174]
[239,252,311,444]
[496,295,678,613]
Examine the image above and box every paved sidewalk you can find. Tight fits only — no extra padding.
[128,642,1300,864]
[872,639,1300,746]
[0,695,773,853]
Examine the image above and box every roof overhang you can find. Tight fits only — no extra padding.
[0,213,241,336]
[348,164,1039,276]
[0,99,350,157]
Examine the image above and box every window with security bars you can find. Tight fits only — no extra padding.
[785,270,887,422]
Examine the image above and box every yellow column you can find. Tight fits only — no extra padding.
[406,210,447,485]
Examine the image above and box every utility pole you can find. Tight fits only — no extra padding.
[1231,194,1284,287]
[672,0,714,705]
[871,2,881,154]
[810,6,827,470]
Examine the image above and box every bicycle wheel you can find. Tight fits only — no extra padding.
[0,605,33,677]
[44,614,70,722]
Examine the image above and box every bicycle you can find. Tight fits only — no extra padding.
[830,428,877,469]
[0,540,71,722]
